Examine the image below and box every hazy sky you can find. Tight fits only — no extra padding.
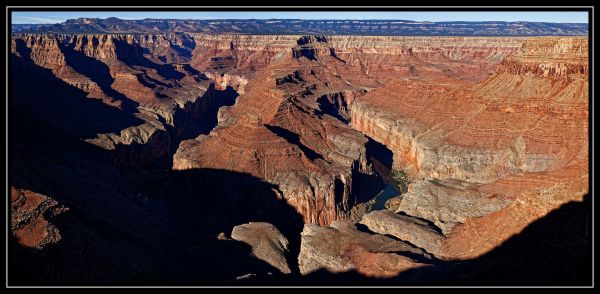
[12,11,589,24]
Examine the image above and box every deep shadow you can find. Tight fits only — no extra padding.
[394,211,444,235]
[113,130,172,169]
[9,78,164,284]
[136,72,172,89]
[175,33,196,54]
[181,63,208,80]
[157,169,304,240]
[297,36,329,45]
[10,34,591,286]
[421,193,592,286]
[143,32,196,62]
[112,38,185,80]
[350,136,395,205]
[169,41,194,59]
[351,165,385,205]
[10,148,305,285]
[275,70,305,85]
[265,125,323,161]
[11,39,143,139]
[171,84,239,151]
[10,43,303,284]
[365,137,394,170]
[316,93,349,124]
[59,37,140,114]
[156,168,305,276]
[289,193,592,286]
[329,48,347,64]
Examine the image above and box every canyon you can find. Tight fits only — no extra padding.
[9,31,590,285]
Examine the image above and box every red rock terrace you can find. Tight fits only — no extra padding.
[9,32,590,285]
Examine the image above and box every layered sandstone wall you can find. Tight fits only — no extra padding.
[348,37,589,260]
[11,33,216,167]
[10,32,590,281]
[187,34,523,82]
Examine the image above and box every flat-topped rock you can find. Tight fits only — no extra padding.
[298,221,430,277]
[231,222,291,274]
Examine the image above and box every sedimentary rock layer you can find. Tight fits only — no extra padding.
[10,188,68,249]
[10,32,589,282]
[231,222,291,274]
[298,221,429,277]
[350,37,588,260]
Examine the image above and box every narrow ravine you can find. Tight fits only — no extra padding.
[168,84,240,153]
[316,90,409,215]
[112,82,240,169]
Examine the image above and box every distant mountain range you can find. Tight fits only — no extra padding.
[11,23,48,32]
[12,17,588,36]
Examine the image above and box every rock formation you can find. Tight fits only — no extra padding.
[361,210,446,258]
[298,221,430,277]
[10,188,68,249]
[9,30,589,285]
[231,222,291,274]
[349,37,588,261]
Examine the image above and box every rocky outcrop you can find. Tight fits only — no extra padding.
[10,32,589,284]
[173,40,382,225]
[204,72,248,94]
[113,129,172,167]
[189,34,296,75]
[292,35,333,60]
[329,36,522,82]
[186,34,521,82]
[11,33,223,168]
[317,89,367,123]
[231,222,291,274]
[137,33,196,64]
[11,34,119,108]
[348,37,589,261]
[298,221,429,277]
[361,210,446,258]
[172,35,588,231]
[350,78,514,182]
[351,38,588,180]
[10,188,68,249]
[394,179,511,235]
[497,37,588,77]
[172,113,356,225]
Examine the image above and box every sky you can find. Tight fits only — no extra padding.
[12,11,589,24]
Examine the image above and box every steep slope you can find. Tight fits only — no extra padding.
[9,32,589,284]
[173,34,531,226]
[350,37,588,260]
[11,33,237,167]
[174,36,376,225]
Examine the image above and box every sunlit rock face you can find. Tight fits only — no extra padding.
[298,221,429,277]
[349,37,589,261]
[172,34,530,226]
[10,188,68,249]
[231,222,291,274]
[10,31,589,283]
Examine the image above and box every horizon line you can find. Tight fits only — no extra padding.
[12,17,590,25]
[11,11,589,24]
